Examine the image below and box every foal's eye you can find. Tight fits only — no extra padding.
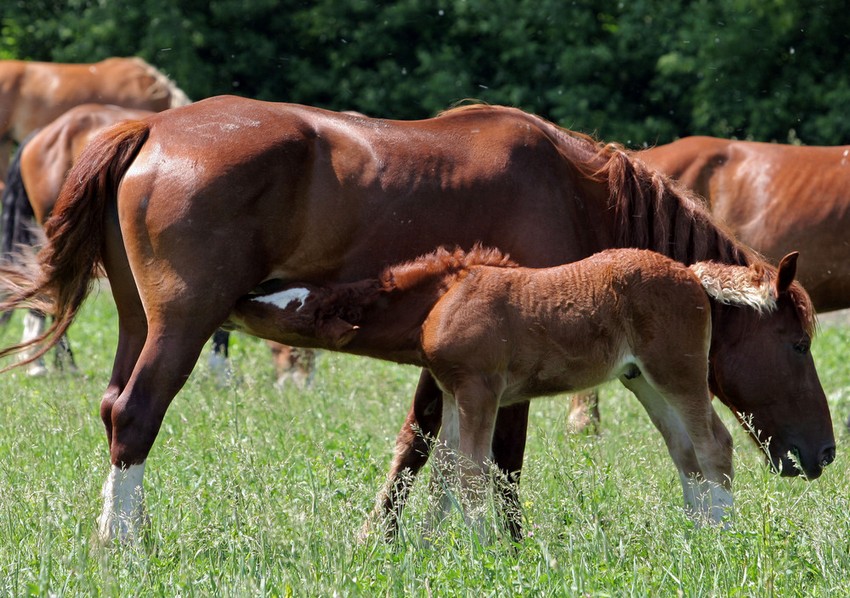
[792,340,810,355]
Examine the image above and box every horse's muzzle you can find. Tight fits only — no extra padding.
[775,443,836,480]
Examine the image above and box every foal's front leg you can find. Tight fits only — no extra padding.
[621,373,734,525]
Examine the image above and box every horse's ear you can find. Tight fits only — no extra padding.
[775,252,799,294]
[319,316,359,348]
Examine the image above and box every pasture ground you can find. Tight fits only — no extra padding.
[1,291,850,596]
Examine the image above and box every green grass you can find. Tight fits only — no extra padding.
[1,291,850,596]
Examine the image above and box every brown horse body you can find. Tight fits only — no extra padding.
[18,104,155,224]
[0,97,833,543]
[638,136,850,313]
[570,136,850,434]
[0,57,189,186]
[227,246,815,528]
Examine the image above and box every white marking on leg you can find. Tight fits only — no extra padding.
[252,288,311,311]
[430,395,461,527]
[19,312,47,376]
[97,462,147,543]
[683,475,733,528]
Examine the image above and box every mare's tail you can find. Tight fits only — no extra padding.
[0,132,39,326]
[0,120,150,368]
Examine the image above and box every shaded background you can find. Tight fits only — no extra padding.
[3,0,848,147]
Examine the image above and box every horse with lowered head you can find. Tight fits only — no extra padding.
[226,245,826,532]
[0,98,833,543]
[0,57,190,188]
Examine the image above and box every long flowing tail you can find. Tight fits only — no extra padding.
[0,120,150,367]
[0,131,39,326]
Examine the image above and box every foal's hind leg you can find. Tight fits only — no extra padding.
[365,369,443,540]
[366,369,530,541]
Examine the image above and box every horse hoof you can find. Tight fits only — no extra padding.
[26,363,48,377]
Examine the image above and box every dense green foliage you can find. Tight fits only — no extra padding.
[3,1,849,146]
[1,292,850,595]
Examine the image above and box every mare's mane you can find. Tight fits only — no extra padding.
[436,104,816,335]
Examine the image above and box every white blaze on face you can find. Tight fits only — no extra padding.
[97,462,146,543]
[252,288,312,311]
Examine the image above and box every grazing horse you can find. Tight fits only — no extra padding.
[569,136,850,432]
[0,98,833,544]
[226,245,820,529]
[0,57,190,188]
[638,137,850,312]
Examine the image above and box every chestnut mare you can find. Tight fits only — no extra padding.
[226,246,819,530]
[0,98,834,543]
[569,136,850,432]
[0,103,311,381]
[0,57,190,188]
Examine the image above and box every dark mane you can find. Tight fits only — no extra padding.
[379,244,516,293]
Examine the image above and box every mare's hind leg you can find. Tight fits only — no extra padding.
[96,320,213,543]
[621,371,734,525]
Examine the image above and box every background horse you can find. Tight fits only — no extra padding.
[569,136,850,432]
[225,246,824,531]
[0,57,190,189]
[0,98,833,544]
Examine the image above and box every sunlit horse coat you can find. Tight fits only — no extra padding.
[226,246,823,530]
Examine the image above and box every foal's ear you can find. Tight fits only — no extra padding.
[320,316,359,348]
[775,252,799,294]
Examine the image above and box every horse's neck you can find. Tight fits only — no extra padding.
[341,272,454,363]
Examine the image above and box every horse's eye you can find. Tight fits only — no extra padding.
[793,340,810,355]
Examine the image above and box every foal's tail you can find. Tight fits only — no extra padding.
[0,131,39,326]
[0,120,150,368]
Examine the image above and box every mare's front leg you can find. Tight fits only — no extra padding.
[365,368,443,539]
[366,369,530,541]
[621,372,734,525]
[567,390,601,434]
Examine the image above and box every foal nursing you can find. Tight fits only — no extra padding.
[230,245,811,530]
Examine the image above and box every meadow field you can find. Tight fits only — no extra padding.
[1,290,849,596]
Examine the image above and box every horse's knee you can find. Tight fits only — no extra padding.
[713,418,734,483]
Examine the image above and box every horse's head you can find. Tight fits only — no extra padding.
[707,252,835,479]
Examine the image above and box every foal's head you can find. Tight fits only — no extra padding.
[697,253,834,479]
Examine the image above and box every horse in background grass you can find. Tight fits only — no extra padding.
[0,98,833,544]
[568,136,850,433]
[225,245,822,531]
[0,57,190,189]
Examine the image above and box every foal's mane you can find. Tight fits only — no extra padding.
[379,244,517,293]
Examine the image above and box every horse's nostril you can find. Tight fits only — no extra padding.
[820,445,836,467]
